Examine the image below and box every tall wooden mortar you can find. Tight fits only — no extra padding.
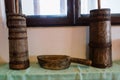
[89,9,112,68]
[7,13,30,70]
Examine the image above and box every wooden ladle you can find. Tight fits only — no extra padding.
[37,55,92,70]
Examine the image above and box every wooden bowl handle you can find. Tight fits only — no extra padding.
[70,57,92,66]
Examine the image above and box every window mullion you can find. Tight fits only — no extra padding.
[33,0,40,15]
[60,0,65,14]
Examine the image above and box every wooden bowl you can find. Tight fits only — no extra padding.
[37,55,71,70]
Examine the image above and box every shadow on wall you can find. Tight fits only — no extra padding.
[0,24,9,63]
[112,39,120,61]
[0,0,9,63]
[85,27,89,59]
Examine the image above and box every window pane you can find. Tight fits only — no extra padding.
[81,0,120,14]
[21,0,34,15]
[101,0,120,13]
[21,0,67,15]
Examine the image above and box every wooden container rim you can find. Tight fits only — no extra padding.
[90,8,110,13]
[37,55,70,62]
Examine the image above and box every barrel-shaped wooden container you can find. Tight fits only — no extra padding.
[7,14,29,70]
[89,9,112,68]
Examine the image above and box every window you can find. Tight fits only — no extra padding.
[21,0,74,26]
[5,0,120,27]
[81,0,120,14]
[77,0,120,25]
[22,0,67,15]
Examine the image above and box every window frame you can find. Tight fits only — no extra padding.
[26,0,74,27]
[76,14,120,26]
[5,0,120,27]
[75,0,120,26]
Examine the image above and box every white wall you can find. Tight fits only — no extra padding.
[0,0,120,63]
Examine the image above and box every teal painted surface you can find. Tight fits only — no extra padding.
[0,61,120,80]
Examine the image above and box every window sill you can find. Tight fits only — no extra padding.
[75,14,120,26]
[26,14,120,27]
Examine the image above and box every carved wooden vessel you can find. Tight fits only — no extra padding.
[89,9,112,68]
[37,55,92,70]
[7,13,29,70]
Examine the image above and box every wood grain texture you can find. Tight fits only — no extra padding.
[37,55,92,70]
[89,9,112,68]
[7,14,29,70]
